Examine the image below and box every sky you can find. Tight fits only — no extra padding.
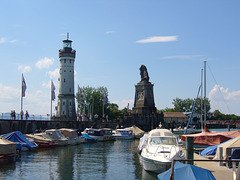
[1,0,240,116]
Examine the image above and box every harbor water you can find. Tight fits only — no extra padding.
[0,140,158,180]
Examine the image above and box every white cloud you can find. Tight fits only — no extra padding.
[35,57,54,69]
[0,37,7,43]
[209,85,240,115]
[136,36,178,43]
[106,31,114,34]
[0,84,20,100]
[47,69,59,79]
[0,37,18,44]
[112,99,134,110]
[18,65,32,73]
[160,55,206,60]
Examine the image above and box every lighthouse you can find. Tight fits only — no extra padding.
[56,34,77,120]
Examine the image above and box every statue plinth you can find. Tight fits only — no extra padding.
[132,65,156,114]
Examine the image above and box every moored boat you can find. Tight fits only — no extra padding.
[1,131,37,151]
[25,134,56,148]
[0,136,16,162]
[112,129,134,140]
[139,128,184,173]
[35,129,69,146]
[59,128,86,145]
[82,128,114,142]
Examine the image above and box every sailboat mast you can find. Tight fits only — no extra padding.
[204,61,207,127]
[201,68,203,132]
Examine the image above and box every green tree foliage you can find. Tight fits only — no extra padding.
[172,97,211,114]
[212,109,239,123]
[76,86,108,117]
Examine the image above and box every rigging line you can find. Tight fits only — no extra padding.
[206,62,231,114]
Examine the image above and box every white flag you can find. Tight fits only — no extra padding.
[78,85,82,103]
[51,80,55,101]
[22,74,27,97]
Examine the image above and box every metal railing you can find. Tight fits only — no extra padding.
[0,113,50,121]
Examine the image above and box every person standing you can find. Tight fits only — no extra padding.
[20,110,24,120]
[25,110,29,120]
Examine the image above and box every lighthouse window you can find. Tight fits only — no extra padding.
[64,78,66,82]
[64,59,66,63]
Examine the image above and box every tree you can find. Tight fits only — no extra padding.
[76,86,108,117]
[172,97,211,114]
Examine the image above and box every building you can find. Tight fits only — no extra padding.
[163,112,189,125]
[55,35,77,120]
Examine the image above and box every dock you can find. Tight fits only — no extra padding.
[180,147,234,180]
[194,153,233,180]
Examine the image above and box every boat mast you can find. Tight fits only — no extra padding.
[201,68,203,132]
[204,61,207,130]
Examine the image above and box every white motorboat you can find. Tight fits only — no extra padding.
[112,129,134,140]
[139,128,184,173]
[35,129,69,146]
[59,128,86,145]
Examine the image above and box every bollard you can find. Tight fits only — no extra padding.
[186,137,194,165]
[219,147,223,166]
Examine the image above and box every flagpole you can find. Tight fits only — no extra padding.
[21,73,24,112]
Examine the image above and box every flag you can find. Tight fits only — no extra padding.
[103,89,108,105]
[22,74,27,97]
[77,85,82,103]
[51,80,55,101]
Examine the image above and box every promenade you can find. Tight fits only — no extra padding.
[194,153,233,180]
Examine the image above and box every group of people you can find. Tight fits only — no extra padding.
[11,110,29,120]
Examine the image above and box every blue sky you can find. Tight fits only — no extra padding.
[1,0,240,116]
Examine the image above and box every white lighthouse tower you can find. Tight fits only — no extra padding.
[56,34,77,120]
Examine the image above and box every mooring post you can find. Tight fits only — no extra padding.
[219,147,223,166]
[186,137,194,165]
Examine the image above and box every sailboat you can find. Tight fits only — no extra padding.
[180,61,240,146]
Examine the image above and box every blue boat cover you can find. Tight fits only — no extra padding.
[82,133,95,140]
[158,161,216,180]
[200,138,232,156]
[1,131,37,150]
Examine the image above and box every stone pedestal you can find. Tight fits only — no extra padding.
[132,81,156,114]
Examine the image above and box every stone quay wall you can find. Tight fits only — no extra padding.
[0,113,164,134]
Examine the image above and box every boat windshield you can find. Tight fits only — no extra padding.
[149,137,177,145]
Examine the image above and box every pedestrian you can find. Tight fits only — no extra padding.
[13,110,16,120]
[20,110,24,120]
[25,110,29,120]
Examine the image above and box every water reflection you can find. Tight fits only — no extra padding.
[0,140,159,180]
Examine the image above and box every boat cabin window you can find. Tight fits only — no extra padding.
[151,132,161,136]
[150,137,177,145]
[164,132,174,137]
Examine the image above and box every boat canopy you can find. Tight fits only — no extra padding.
[157,161,216,180]
[0,136,16,155]
[181,130,240,146]
[59,128,78,139]
[1,131,37,150]
[214,135,240,160]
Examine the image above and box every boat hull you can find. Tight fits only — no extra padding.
[140,155,171,173]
